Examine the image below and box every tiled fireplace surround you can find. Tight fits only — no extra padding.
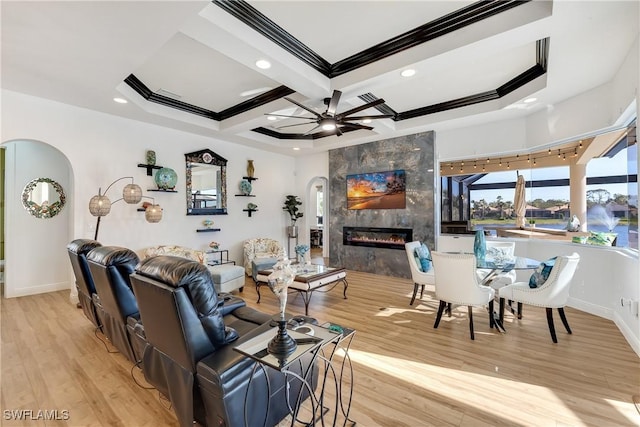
[328,132,436,279]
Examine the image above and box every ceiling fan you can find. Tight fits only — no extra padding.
[269,90,394,136]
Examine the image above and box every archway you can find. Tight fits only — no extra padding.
[305,176,329,261]
[1,139,74,299]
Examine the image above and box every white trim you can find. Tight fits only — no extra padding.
[613,311,640,358]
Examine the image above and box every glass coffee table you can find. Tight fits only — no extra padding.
[255,264,348,315]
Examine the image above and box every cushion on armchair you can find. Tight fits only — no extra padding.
[529,257,556,288]
[414,243,432,272]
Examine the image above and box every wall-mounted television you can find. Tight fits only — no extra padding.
[346,170,406,210]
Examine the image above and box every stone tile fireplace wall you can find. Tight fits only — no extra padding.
[328,131,436,278]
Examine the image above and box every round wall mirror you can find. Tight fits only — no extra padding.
[21,177,66,219]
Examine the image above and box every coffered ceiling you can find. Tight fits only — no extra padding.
[2,1,638,155]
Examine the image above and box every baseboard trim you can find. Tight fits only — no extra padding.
[613,311,640,358]
[5,281,71,298]
[567,297,613,320]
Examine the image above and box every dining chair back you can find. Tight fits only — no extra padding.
[404,241,435,305]
[431,251,495,340]
[498,252,580,343]
[477,240,517,288]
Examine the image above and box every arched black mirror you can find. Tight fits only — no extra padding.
[21,177,66,219]
[185,149,227,215]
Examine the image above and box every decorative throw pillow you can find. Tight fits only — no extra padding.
[528,257,557,288]
[414,243,432,272]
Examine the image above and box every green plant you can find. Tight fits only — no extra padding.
[283,195,304,225]
[529,219,536,224]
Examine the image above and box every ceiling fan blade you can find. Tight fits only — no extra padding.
[336,98,386,120]
[326,90,342,117]
[303,124,322,135]
[265,113,317,120]
[276,121,318,129]
[341,114,394,121]
[284,97,322,119]
[339,123,374,131]
[334,126,343,137]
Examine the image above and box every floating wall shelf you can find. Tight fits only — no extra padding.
[242,176,258,182]
[137,163,162,176]
[196,228,221,233]
[148,189,178,193]
[235,194,256,197]
[243,209,258,217]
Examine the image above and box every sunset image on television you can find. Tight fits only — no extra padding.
[346,170,406,210]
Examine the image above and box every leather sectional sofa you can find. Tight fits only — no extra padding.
[67,240,316,427]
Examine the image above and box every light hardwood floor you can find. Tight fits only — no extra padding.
[2,270,639,426]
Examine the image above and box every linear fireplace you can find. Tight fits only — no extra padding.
[343,227,413,250]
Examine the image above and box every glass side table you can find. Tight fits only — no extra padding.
[205,249,235,266]
[233,321,356,426]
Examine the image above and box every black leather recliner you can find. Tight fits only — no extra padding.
[66,239,102,330]
[130,255,316,427]
[86,246,141,364]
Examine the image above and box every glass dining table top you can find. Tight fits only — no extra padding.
[445,252,539,270]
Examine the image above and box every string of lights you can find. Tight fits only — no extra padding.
[440,140,584,175]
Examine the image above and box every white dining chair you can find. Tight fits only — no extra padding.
[476,240,517,288]
[499,253,580,343]
[404,241,435,305]
[431,251,495,340]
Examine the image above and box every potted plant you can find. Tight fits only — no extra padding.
[283,195,304,237]
[528,219,536,228]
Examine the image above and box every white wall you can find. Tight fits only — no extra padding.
[437,235,640,356]
[437,35,639,161]
[3,140,72,297]
[1,90,297,297]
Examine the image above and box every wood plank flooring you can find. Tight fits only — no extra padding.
[2,269,639,426]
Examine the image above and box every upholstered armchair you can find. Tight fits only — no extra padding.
[431,251,496,340]
[404,241,435,305]
[499,253,580,343]
[67,239,102,330]
[476,240,517,289]
[87,246,141,364]
[130,255,316,427]
[243,238,286,277]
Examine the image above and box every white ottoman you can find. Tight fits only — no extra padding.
[208,264,245,293]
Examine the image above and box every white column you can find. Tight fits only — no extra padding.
[570,162,587,231]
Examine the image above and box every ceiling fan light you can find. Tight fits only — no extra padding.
[319,118,336,131]
[401,69,416,77]
[362,119,372,124]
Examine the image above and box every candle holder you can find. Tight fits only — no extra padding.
[266,255,297,357]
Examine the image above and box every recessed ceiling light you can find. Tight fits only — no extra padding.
[401,69,416,77]
[362,119,372,124]
[255,59,271,69]
[267,115,277,121]
[524,97,537,103]
[293,147,300,151]
[113,97,128,104]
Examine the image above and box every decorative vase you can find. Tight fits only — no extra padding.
[473,229,486,263]
[146,150,156,166]
[247,160,255,178]
[287,225,298,238]
[266,257,297,357]
[239,180,252,195]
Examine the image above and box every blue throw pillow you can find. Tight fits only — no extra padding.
[528,257,557,288]
[414,243,432,272]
